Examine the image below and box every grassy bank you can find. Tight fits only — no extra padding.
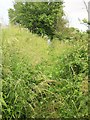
[1,25,88,119]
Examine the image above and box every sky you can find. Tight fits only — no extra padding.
[63,0,89,31]
[0,0,89,31]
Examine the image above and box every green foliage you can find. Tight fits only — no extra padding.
[8,1,65,39]
[2,26,88,119]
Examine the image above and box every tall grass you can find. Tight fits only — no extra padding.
[1,25,88,119]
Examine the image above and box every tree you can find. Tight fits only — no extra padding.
[8,1,66,40]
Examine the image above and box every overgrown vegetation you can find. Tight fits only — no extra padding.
[1,25,88,119]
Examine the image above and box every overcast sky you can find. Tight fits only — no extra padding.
[0,0,89,31]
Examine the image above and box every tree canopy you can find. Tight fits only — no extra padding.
[8,1,66,39]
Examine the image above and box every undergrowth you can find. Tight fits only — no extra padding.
[1,26,88,119]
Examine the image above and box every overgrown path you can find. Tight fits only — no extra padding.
[2,26,88,119]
